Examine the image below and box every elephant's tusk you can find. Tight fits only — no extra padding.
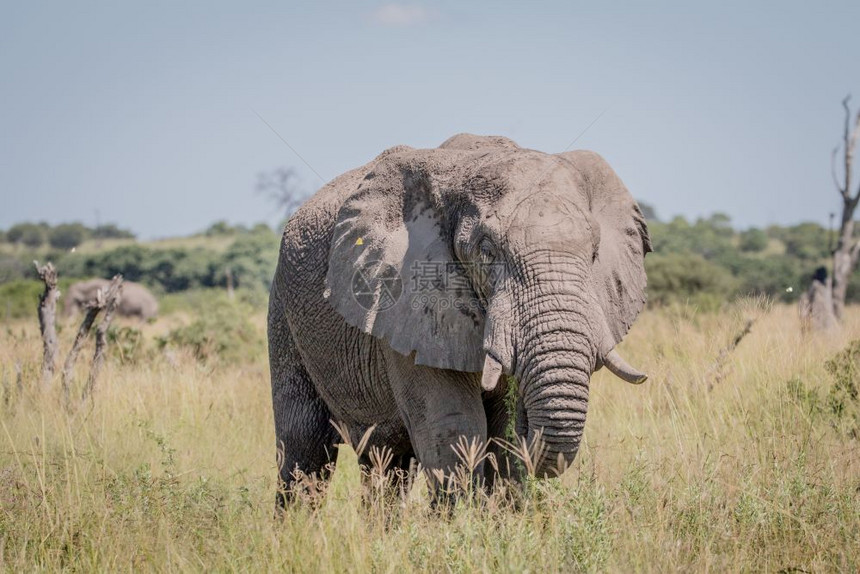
[481,354,504,392]
[603,349,648,384]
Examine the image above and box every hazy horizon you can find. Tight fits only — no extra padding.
[2,1,859,239]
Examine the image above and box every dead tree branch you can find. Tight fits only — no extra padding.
[708,319,755,390]
[832,146,843,194]
[62,301,101,402]
[83,276,123,401]
[827,95,860,322]
[34,261,60,387]
[256,167,308,216]
[842,95,860,202]
[61,276,121,403]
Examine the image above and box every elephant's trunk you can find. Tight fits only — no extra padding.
[511,256,598,477]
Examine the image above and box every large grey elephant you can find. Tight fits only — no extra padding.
[65,278,159,321]
[269,134,650,503]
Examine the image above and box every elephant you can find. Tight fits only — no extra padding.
[64,278,159,321]
[269,133,651,504]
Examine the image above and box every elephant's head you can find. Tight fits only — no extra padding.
[325,134,651,476]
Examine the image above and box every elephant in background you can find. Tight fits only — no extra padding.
[65,278,159,321]
[269,133,650,503]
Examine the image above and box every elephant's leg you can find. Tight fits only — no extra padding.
[383,349,487,501]
[270,315,338,509]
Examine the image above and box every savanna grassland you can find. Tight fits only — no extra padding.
[1,298,858,572]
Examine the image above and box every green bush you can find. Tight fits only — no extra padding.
[159,287,269,316]
[645,253,737,311]
[649,214,736,261]
[779,222,831,261]
[7,223,47,248]
[0,278,78,321]
[727,255,808,303]
[0,280,44,321]
[108,326,146,364]
[822,340,860,439]
[66,245,220,293]
[48,223,90,249]
[156,298,263,363]
[222,228,279,290]
[54,230,277,294]
[738,228,769,253]
[203,220,239,237]
[0,255,28,284]
[844,272,860,304]
[92,224,135,239]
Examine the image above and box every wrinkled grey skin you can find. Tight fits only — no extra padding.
[65,278,159,321]
[269,134,650,503]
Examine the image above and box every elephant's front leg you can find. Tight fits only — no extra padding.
[383,349,488,500]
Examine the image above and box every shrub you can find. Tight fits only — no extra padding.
[0,278,78,321]
[840,271,860,304]
[68,245,221,293]
[159,287,269,317]
[204,221,238,237]
[738,228,769,253]
[648,215,736,261]
[92,224,135,239]
[0,280,44,321]
[823,340,860,439]
[48,223,89,249]
[0,255,28,283]
[156,298,263,363]
[780,222,830,261]
[222,228,279,289]
[7,223,47,248]
[107,326,146,364]
[729,255,808,303]
[645,253,737,311]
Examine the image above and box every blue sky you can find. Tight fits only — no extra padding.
[1,1,859,238]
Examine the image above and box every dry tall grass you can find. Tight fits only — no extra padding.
[1,301,858,571]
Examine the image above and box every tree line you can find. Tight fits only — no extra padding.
[0,213,855,313]
[1,222,135,249]
[643,209,847,310]
[0,221,278,297]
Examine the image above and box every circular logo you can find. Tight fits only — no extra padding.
[351,261,403,311]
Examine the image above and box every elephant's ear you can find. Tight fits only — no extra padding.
[324,152,485,372]
[558,150,652,348]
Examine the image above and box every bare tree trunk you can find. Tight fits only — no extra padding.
[83,276,123,401]
[62,304,101,403]
[61,275,122,403]
[831,216,859,320]
[823,95,860,324]
[34,261,60,386]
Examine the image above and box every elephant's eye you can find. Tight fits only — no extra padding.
[472,238,502,307]
[478,240,495,265]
